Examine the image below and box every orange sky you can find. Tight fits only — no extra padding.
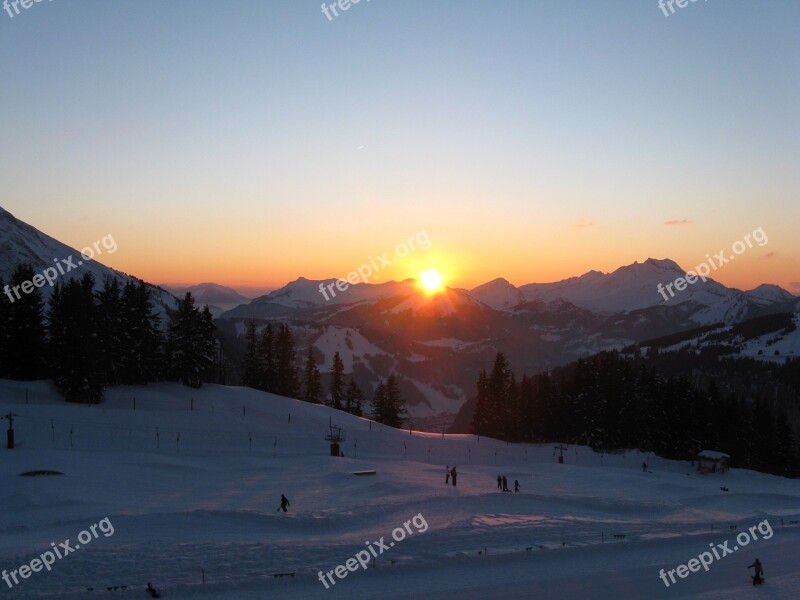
[2,2,798,296]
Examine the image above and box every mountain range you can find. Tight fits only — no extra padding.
[2,205,798,424]
[161,282,251,317]
[217,262,798,422]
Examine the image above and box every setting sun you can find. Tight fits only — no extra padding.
[419,268,444,295]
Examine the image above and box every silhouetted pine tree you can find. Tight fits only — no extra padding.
[2,264,46,380]
[345,377,364,416]
[259,323,276,392]
[372,373,406,428]
[328,351,345,409]
[470,370,490,436]
[273,323,298,397]
[302,346,322,404]
[166,292,216,388]
[241,321,260,388]
[47,273,105,403]
[119,280,163,384]
[486,352,515,439]
[97,278,123,386]
[517,374,535,443]
[198,306,218,383]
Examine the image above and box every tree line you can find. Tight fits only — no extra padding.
[240,320,406,426]
[0,264,219,402]
[471,351,799,477]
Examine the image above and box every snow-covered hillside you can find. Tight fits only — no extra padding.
[0,206,176,315]
[658,312,800,363]
[2,380,798,599]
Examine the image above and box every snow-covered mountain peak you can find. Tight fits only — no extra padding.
[744,284,796,306]
[469,277,525,310]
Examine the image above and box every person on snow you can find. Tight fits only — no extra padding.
[446,465,450,484]
[451,466,457,486]
[642,461,648,472]
[146,583,162,598]
[514,479,520,493]
[502,475,509,492]
[279,494,290,513]
[748,559,764,585]
[497,475,502,490]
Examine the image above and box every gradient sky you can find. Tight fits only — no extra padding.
[1,0,798,294]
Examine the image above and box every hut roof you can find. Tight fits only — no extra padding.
[698,450,730,460]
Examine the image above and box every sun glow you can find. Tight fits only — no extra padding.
[419,268,445,295]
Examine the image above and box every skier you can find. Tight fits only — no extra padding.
[502,475,509,492]
[451,466,457,486]
[497,475,502,490]
[278,494,290,513]
[514,479,520,493]
[446,465,450,484]
[748,558,764,586]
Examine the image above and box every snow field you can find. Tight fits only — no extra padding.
[1,379,798,599]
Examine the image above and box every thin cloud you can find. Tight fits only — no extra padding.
[664,219,692,226]
[574,220,593,228]
[761,251,777,260]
